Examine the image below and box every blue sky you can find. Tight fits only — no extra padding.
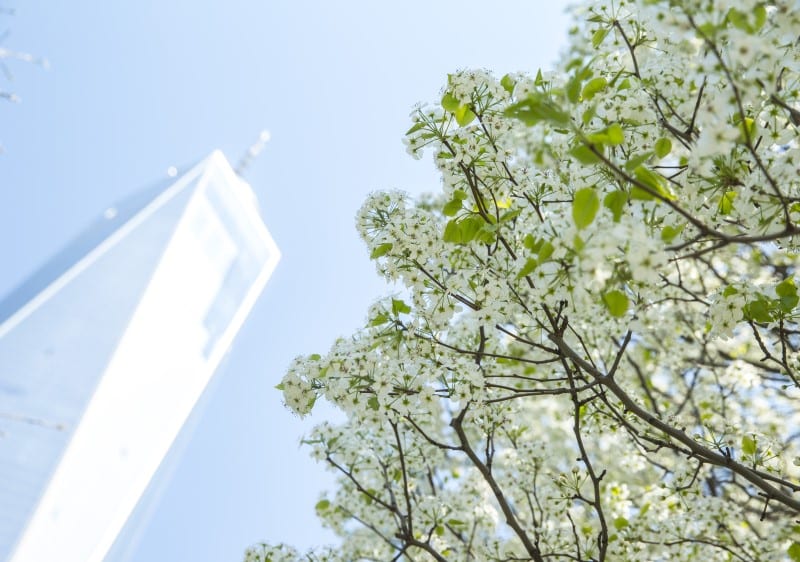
[0,2,569,560]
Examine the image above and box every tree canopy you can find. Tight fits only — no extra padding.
[248,0,800,559]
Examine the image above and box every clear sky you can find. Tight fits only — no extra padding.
[0,2,569,560]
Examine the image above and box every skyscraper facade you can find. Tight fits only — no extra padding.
[0,151,280,562]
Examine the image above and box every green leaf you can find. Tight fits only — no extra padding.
[624,151,653,172]
[538,241,554,261]
[661,224,684,243]
[443,219,461,243]
[572,188,600,229]
[603,190,627,222]
[460,215,484,242]
[441,92,460,112]
[603,290,629,317]
[406,121,425,135]
[587,123,624,146]
[444,216,491,245]
[309,353,321,360]
[370,242,393,259]
[435,525,445,537]
[567,75,582,103]
[754,4,767,31]
[315,499,331,512]
[741,434,757,456]
[443,199,463,217]
[605,123,624,145]
[570,144,602,164]
[654,137,672,158]
[499,208,521,223]
[453,189,468,200]
[633,166,673,200]
[727,7,766,33]
[743,297,772,323]
[523,233,540,251]
[454,104,477,127]
[777,278,799,312]
[501,73,515,94]
[718,190,737,215]
[505,93,570,126]
[630,186,655,201]
[367,396,379,411]
[369,312,389,326]
[722,285,739,297]
[788,542,800,562]
[517,258,538,279]
[776,277,797,298]
[581,77,608,101]
[737,116,756,142]
[392,299,411,315]
[613,517,629,530]
[727,8,749,31]
[592,27,609,48]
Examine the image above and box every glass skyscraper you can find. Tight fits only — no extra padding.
[0,151,280,562]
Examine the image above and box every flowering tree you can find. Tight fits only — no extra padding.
[248,0,800,560]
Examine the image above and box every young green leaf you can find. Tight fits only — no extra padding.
[624,151,653,172]
[443,219,461,243]
[406,121,425,135]
[572,188,600,229]
[459,215,484,242]
[754,4,767,30]
[718,190,737,215]
[523,233,540,251]
[776,277,797,298]
[441,92,460,112]
[592,27,609,48]
[603,290,629,317]
[743,297,772,323]
[517,258,538,279]
[505,93,570,126]
[454,104,477,127]
[391,299,411,315]
[741,434,757,456]
[500,73,515,94]
[603,190,627,222]
[538,240,554,261]
[654,137,672,158]
[370,243,393,259]
[633,166,673,200]
[570,144,603,165]
[567,75,582,103]
[443,198,463,217]
[661,224,684,243]
[776,277,799,312]
[581,76,608,100]
[605,123,624,145]
[788,542,800,562]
